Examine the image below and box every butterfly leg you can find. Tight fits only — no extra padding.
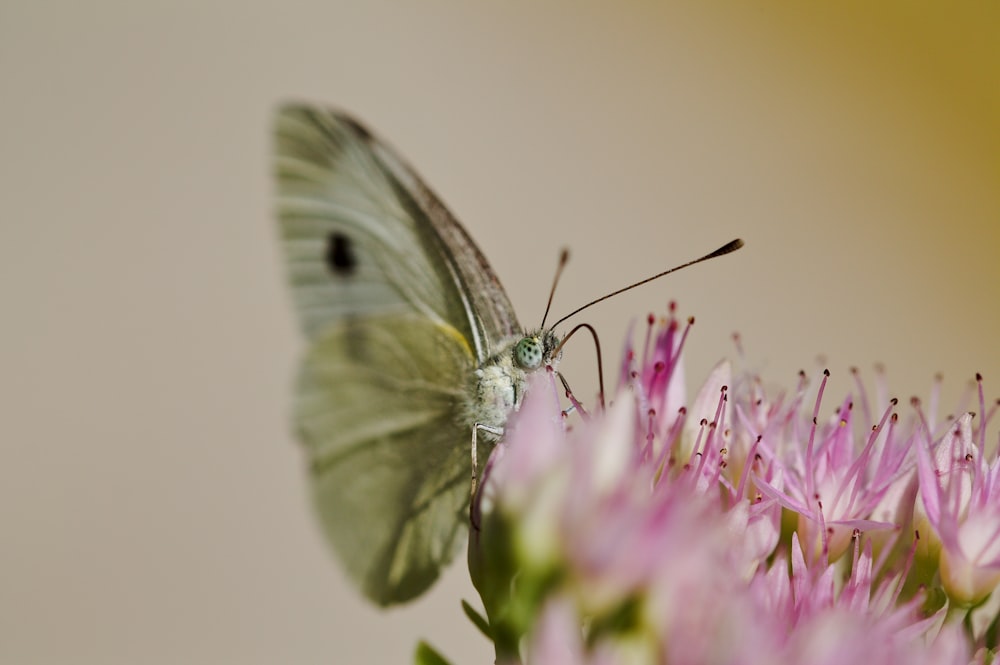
[469,423,503,529]
[470,423,504,499]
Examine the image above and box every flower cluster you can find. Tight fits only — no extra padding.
[461,306,1000,665]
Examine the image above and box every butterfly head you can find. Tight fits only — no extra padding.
[514,330,561,371]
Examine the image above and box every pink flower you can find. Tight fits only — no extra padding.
[915,376,1000,607]
[463,306,988,665]
[741,368,909,564]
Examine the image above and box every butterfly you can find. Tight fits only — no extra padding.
[273,105,562,606]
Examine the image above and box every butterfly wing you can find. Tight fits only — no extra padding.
[274,105,519,604]
[297,315,475,604]
[275,105,519,359]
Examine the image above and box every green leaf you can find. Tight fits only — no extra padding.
[413,641,453,665]
[461,599,492,640]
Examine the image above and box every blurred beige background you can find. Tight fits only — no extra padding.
[2,2,997,663]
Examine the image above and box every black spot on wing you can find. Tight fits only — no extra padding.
[326,232,357,276]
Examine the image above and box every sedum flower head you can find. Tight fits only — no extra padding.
[459,306,995,665]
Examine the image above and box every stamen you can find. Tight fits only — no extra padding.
[804,369,831,500]
[976,372,987,452]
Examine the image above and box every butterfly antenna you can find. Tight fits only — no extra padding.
[540,248,571,330]
[550,238,744,330]
[552,322,606,410]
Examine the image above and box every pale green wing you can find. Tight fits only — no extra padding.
[274,104,520,362]
[274,104,519,605]
[297,314,481,605]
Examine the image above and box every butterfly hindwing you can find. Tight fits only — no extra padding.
[297,314,477,604]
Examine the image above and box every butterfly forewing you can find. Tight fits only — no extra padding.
[275,105,519,359]
[361,130,522,357]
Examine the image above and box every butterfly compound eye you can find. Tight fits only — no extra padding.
[514,337,545,370]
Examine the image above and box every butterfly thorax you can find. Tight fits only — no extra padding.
[464,329,561,440]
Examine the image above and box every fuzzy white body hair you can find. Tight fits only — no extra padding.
[465,337,527,440]
[463,331,561,441]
